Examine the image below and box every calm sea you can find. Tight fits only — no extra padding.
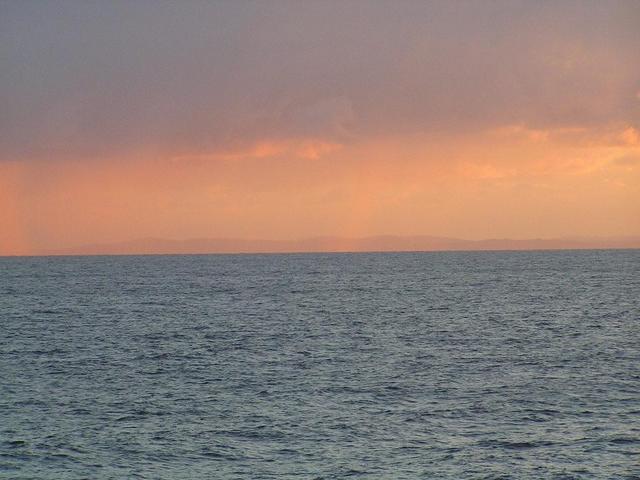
[1,250,639,479]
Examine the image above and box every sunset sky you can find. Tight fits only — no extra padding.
[1,1,639,255]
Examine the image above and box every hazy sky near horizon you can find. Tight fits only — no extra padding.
[1,0,639,254]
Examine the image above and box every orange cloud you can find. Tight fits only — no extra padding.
[2,124,639,256]
[171,138,343,163]
[0,162,30,255]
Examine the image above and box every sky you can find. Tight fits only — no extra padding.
[1,0,639,255]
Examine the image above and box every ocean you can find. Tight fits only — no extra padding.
[1,250,639,479]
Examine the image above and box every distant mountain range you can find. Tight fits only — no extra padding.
[42,235,640,256]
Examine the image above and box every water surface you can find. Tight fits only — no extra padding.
[1,250,639,478]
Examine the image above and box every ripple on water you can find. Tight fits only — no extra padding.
[1,250,639,479]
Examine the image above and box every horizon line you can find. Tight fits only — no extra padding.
[4,248,640,260]
[3,234,640,258]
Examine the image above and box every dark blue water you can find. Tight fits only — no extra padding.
[1,250,639,479]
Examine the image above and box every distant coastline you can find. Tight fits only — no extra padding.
[12,235,640,257]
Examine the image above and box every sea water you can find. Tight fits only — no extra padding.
[1,250,639,479]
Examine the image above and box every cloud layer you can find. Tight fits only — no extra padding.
[1,1,639,254]
[2,1,638,162]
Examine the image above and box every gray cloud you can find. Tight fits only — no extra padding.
[1,0,639,161]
